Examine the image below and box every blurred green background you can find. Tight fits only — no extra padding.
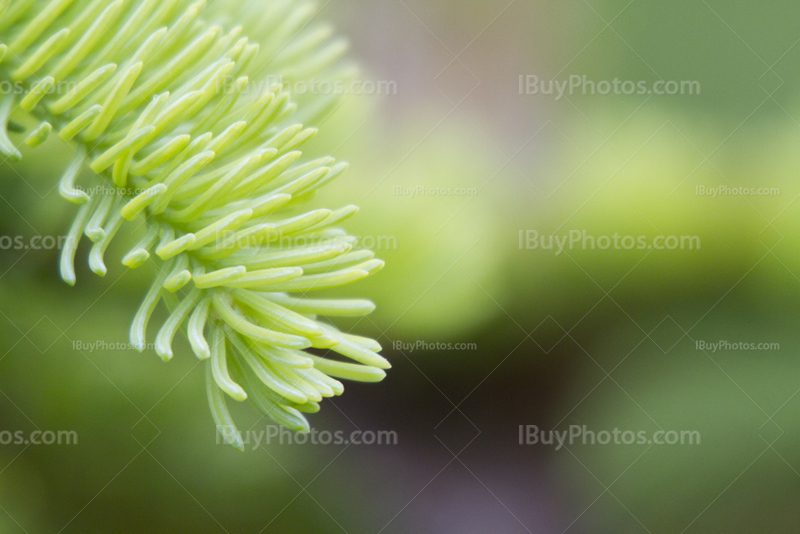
[2,0,800,532]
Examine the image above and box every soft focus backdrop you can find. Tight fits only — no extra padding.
[2,1,800,532]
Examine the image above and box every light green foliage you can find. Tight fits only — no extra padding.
[0,0,387,449]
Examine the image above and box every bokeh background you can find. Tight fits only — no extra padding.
[2,0,800,532]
